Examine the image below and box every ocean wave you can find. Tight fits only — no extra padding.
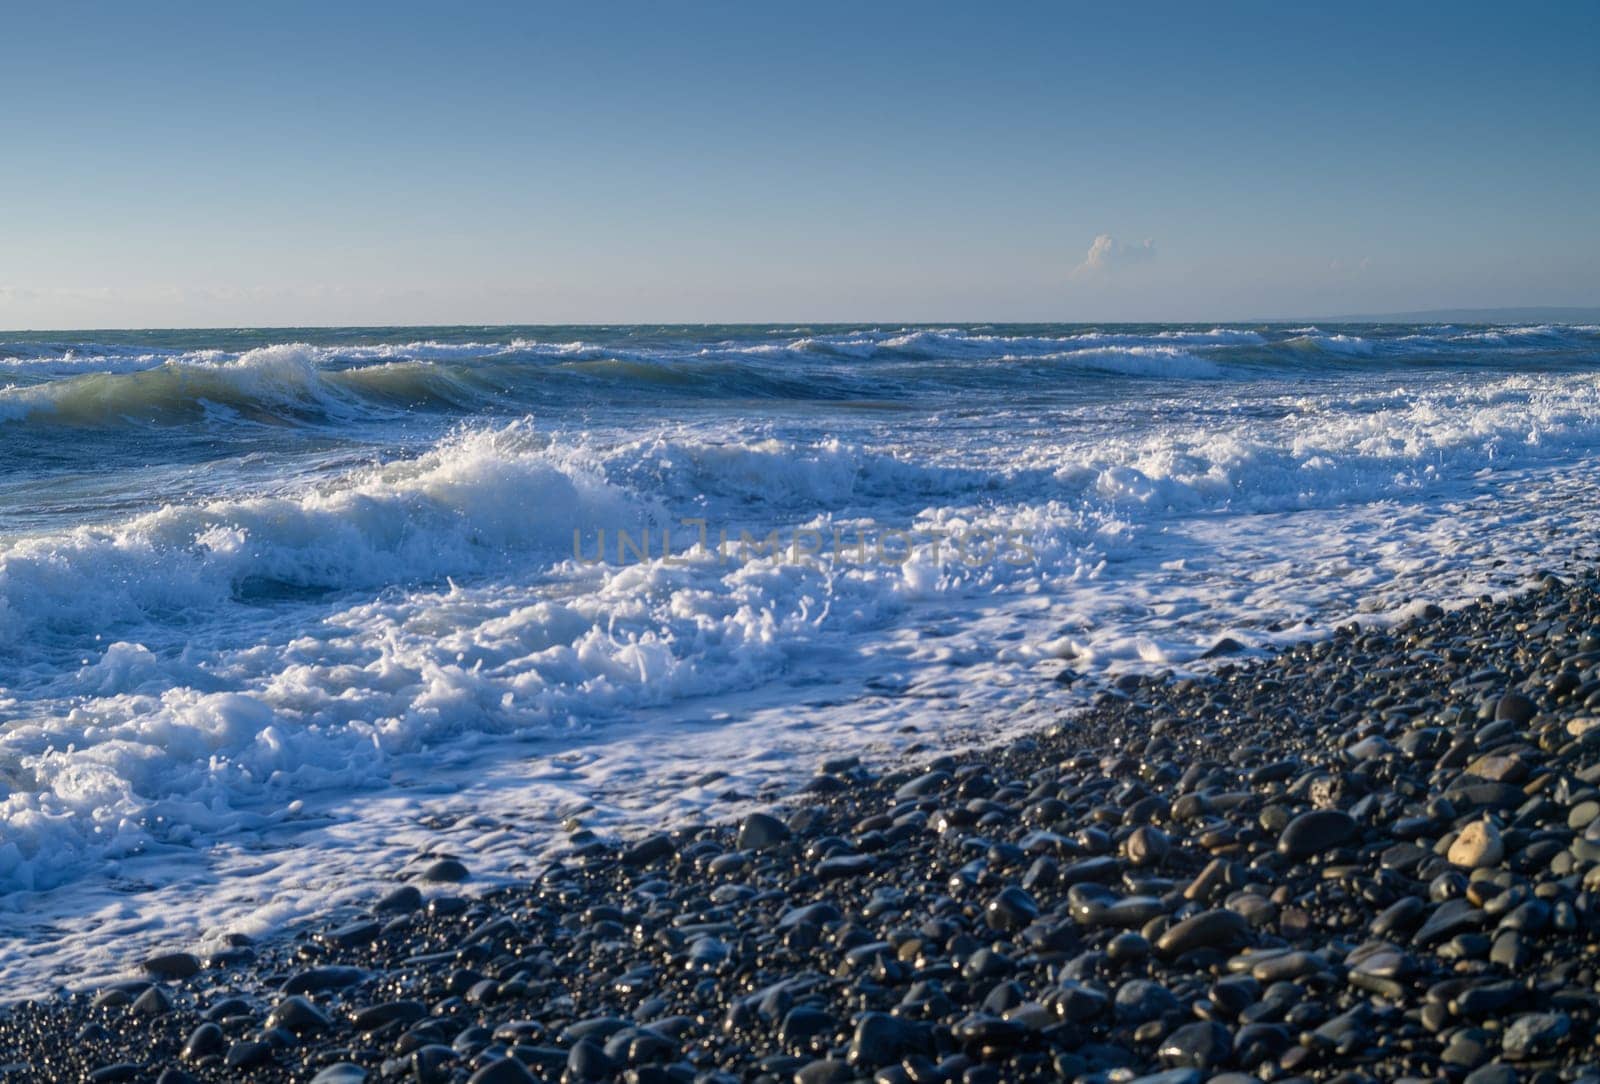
[1004,345,1225,379]
[0,421,648,647]
[7,325,1599,432]
[12,368,1600,897]
[0,345,343,425]
[734,327,1265,362]
[1284,332,1376,357]
[0,337,647,382]
[8,370,1600,659]
[0,342,861,429]
[1443,324,1600,345]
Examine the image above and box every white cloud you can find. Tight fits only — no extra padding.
[1073,233,1156,278]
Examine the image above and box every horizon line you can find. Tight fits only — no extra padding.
[5,305,1600,336]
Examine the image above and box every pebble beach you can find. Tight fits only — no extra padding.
[7,5,1599,1081]
[7,564,1600,1083]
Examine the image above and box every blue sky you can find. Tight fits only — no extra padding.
[2,1,1596,327]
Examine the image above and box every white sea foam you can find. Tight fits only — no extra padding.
[0,422,644,647]
[7,328,1600,996]
[739,327,1265,361]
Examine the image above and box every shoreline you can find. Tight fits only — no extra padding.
[6,567,1600,1081]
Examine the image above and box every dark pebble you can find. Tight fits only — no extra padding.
[1276,809,1357,858]
[622,834,675,866]
[1155,909,1249,958]
[737,812,791,850]
[141,952,201,979]
[1115,980,1179,1025]
[466,1059,536,1084]
[418,857,470,882]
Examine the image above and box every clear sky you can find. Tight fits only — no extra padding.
[3,1,1597,328]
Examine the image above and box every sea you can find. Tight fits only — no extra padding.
[2,321,1599,995]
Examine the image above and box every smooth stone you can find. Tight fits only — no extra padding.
[1499,899,1551,933]
[1203,637,1246,658]
[142,952,201,979]
[180,1023,225,1062]
[352,999,427,1031]
[281,965,367,994]
[1311,1006,1373,1049]
[1103,896,1169,928]
[1055,979,1111,1021]
[1205,974,1259,1020]
[265,994,331,1035]
[1277,809,1357,858]
[1347,735,1395,761]
[950,1013,1028,1049]
[1155,909,1249,958]
[1448,819,1505,869]
[1567,717,1600,738]
[816,854,876,881]
[1452,981,1521,1018]
[1106,931,1150,963]
[795,1059,852,1084]
[566,1038,614,1081]
[1125,826,1171,867]
[1249,950,1326,982]
[1443,1029,1493,1068]
[1234,1023,1293,1067]
[131,985,174,1016]
[1114,980,1179,1025]
[737,812,791,851]
[1157,1021,1232,1070]
[895,771,952,799]
[621,835,674,866]
[1371,895,1426,936]
[1414,899,1487,947]
[319,919,380,948]
[561,1016,631,1044]
[1466,753,1529,783]
[1129,1071,1202,1084]
[376,885,423,913]
[780,1007,837,1052]
[310,1067,369,1084]
[223,1040,275,1069]
[1448,781,1524,811]
[961,947,1014,981]
[778,902,842,929]
[1440,932,1493,960]
[90,989,135,1010]
[985,886,1040,931]
[1350,938,1417,975]
[466,1060,537,1084]
[848,1012,923,1068]
[1495,692,1537,724]
[1501,1012,1570,1059]
[419,857,470,882]
[202,997,253,1022]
